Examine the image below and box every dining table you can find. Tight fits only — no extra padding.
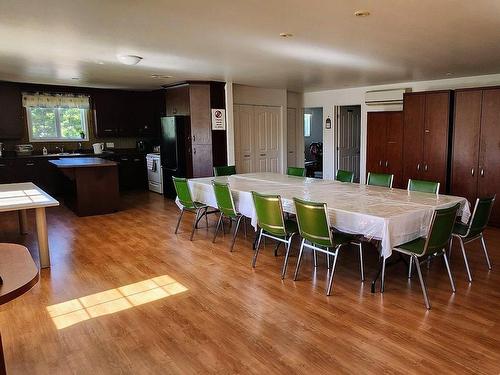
[182,172,471,260]
[0,183,59,268]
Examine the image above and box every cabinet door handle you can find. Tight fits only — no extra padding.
[480,168,484,177]
[243,154,250,157]
[471,168,474,176]
[385,160,388,167]
[193,148,196,155]
[379,160,382,166]
[260,153,266,157]
[424,164,428,171]
[417,163,420,171]
[0,164,6,167]
[26,162,35,166]
[192,135,196,142]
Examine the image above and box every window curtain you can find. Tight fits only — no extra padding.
[22,93,90,109]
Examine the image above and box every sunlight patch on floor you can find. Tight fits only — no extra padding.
[47,275,188,329]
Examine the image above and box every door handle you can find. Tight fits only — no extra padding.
[471,168,474,176]
[243,154,250,157]
[424,164,428,172]
[379,160,382,166]
[417,163,420,171]
[193,148,196,155]
[26,162,35,166]
[260,153,266,157]
[193,135,196,142]
[480,168,484,177]
[385,160,388,168]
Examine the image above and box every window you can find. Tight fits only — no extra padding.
[304,113,312,137]
[23,93,89,142]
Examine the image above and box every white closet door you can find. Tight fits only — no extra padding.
[287,108,297,167]
[234,104,255,173]
[255,106,280,173]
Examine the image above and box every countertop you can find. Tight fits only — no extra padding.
[0,149,147,160]
[49,157,118,168]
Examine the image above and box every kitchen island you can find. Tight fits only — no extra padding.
[49,157,119,216]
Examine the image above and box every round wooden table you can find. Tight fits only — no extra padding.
[0,243,39,375]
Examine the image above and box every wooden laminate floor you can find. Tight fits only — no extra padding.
[0,191,499,374]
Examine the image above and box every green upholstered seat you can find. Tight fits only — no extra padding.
[213,165,236,176]
[408,179,440,194]
[287,167,306,177]
[367,172,393,188]
[335,169,354,183]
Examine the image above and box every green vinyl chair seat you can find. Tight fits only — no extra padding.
[335,169,354,183]
[367,172,393,188]
[293,197,364,294]
[284,219,299,235]
[408,179,440,194]
[394,238,427,256]
[213,165,236,177]
[287,167,306,177]
[450,196,495,282]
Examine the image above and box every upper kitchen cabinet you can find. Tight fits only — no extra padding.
[165,85,190,116]
[402,90,452,193]
[189,84,212,145]
[0,82,24,139]
[92,89,122,137]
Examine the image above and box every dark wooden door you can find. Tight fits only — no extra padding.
[402,93,425,184]
[422,91,451,192]
[385,112,404,188]
[451,89,482,205]
[366,112,387,175]
[189,84,212,145]
[192,144,213,177]
[0,83,24,139]
[478,88,500,226]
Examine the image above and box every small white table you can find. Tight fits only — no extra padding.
[0,183,59,268]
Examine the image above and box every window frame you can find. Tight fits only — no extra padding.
[27,107,89,142]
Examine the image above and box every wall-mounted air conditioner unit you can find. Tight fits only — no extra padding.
[365,88,411,106]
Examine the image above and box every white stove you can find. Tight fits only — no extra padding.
[146,153,163,194]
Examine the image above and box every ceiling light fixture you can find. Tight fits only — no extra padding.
[279,32,293,38]
[151,74,173,79]
[117,54,143,65]
[354,10,370,17]
[446,72,453,76]
[71,77,80,80]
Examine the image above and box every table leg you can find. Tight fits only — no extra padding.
[0,333,6,375]
[35,208,50,268]
[18,210,28,235]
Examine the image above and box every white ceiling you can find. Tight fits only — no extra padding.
[1,0,500,92]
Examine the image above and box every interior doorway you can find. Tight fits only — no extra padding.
[336,105,361,182]
[303,107,323,178]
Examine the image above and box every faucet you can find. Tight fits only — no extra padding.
[55,146,64,154]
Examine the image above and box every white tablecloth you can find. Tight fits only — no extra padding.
[180,173,470,259]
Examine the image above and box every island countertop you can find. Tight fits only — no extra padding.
[49,157,118,168]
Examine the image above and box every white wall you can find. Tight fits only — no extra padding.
[303,73,500,181]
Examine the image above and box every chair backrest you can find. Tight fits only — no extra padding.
[212,181,237,218]
[408,179,440,194]
[424,203,460,254]
[287,167,306,177]
[213,165,236,177]
[172,177,195,209]
[251,191,286,237]
[293,198,333,248]
[335,169,354,183]
[467,196,496,238]
[367,172,393,188]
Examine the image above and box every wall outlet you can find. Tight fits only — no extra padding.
[106,142,115,148]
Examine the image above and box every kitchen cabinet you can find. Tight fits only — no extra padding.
[452,87,500,226]
[366,111,403,188]
[189,84,212,145]
[165,85,190,116]
[92,90,121,137]
[402,91,452,193]
[0,82,24,139]
[100,153,148,191]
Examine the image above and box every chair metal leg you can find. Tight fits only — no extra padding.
[326,247,340,296]
[448,236,453,260]
[327,253,330,269]
[190,209,200,241]
[252,230,263,268]
[313,249,318,268]
[380,257,386,293]
[174,209,184,234]
[442,249,456,292]
[243,218,247,238]
[480,234,492,270]
[293,239,305,281]
[212,214,223,243]
[408,254,413,279]
[358,243,364,281]
[205,207,209,228]
[230,216,243,252]
[413,255,431,309]
[281,235,294,279]
[459,237,473,282]
[274,242,280,257]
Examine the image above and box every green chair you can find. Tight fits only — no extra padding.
[389,203,460,309]
[293,198,364,295]
[367,172,393,188]
[172,177,213,241]
[212,181,247,251]
[287,167,306,177]
[213,165,236,177]
[450,196,495,282]
[408,179,440,194]
[251,192,298,278]
[335,169,354,183]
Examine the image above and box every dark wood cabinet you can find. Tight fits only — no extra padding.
[92,90,121,137]
[165,85,190,116]
[0,82,24,139]
[366,111,403,188]
[452,87,500,226]
[189,84,212,145]
[402,91,452,193]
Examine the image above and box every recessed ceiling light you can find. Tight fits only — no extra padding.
[279,32,293,38]
[97,61,105,65]
[117,54,143,65]
[446,72,453,76]
[354,10,370,17]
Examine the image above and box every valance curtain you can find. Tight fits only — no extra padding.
[22,93,90,109]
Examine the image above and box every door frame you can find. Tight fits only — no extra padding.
[334,104,362,182]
